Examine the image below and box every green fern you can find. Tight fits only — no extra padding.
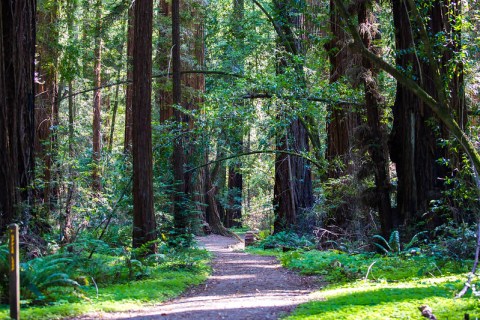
[389,230,400,253]
[372,234,392,254]
[373,230,426,255]
[21,254,82,303]
[404,231,427,250]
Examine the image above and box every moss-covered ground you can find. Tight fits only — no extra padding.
[248,248,480,319]
[0,249,211,320]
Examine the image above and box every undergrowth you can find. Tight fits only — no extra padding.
[0,242,211,319]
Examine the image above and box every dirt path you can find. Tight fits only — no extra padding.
[77,235,320,319]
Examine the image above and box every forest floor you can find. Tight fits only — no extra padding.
[73,234,322,320]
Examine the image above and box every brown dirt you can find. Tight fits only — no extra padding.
[74,234,322,319]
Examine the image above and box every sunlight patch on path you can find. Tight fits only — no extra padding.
[76,234,320,320]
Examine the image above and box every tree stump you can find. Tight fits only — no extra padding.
[244,231,256,246]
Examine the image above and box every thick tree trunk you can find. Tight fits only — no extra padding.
[273,119,314,232]
[132,0,157,253]
[390,0,448,225]
[92,0,102,192]
[325,0,361,177]
[272,0,314,233]
[0,0,36,232]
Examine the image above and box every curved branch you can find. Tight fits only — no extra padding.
[243,92,363,106]
[59,70,243,101]
[186,149,324,173]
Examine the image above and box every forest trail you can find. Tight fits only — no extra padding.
[76,234,321,319]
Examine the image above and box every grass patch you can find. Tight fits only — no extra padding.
[247,246,478,319]
[0,248,211,320]
[286,278,479,319]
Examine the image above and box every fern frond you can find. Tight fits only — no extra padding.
[389,230,400,253]
[373,242,390,255]
[372,235,392,252]
[404,231,427,250]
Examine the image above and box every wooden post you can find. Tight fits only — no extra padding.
[9,224,19,320]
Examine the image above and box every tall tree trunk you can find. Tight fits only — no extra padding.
[157,0,173,122]
[389,0,449,225]
[109,67,122,152]
[92,0,103,192]
[35,0,60,224]
[0,0,36,232]
[225,0,245,229]
[325,0,361,177]
[358,1,393,236]
[124,4,135,153]
[272,0,314,233]
[132,0,157,253]
[171,0,190,235]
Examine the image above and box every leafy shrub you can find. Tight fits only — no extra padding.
[430,221,478,260]
[257,231,314,250]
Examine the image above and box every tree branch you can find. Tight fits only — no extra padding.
[250,0,298,56]
[186,149,324,173]
[59,70,243,101]
[243,92,363,106]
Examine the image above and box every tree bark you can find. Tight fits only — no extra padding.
[0,0,36,232]
[272,0,314,233]
[132,0,157,253]
[92,0,102,192]
[358,2,393,236]
[171,0,191,235]
[325,0,361,178]
[35,0,60,220]
[225,0,245,229]
[389,0,449,225]
[124,4,134,153]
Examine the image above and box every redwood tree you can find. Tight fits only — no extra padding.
[132,0,157,252]
[92,0,103,191]
[272,0,314,233]
[0,0,36,232]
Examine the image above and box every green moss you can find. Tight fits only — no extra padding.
[286,277,479,319]
[0,250,211,320]
[248,247,477,319]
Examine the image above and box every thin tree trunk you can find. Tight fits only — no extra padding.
[171,0,190,235]
[124,4,135,153]
[109,68,122,152]
[132,0,157,253]
[92,0,103,192]
[225,0,245,229]
[35,0,60,225]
